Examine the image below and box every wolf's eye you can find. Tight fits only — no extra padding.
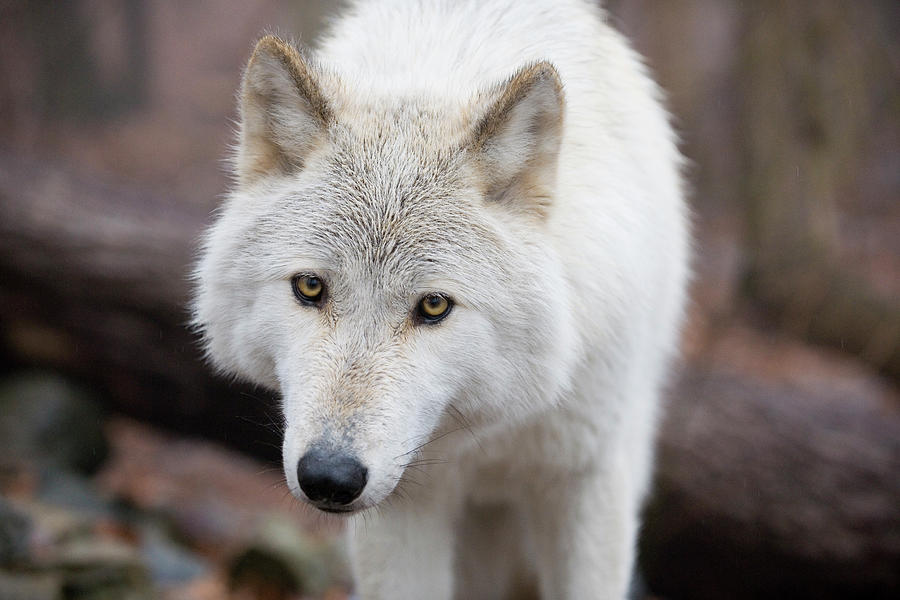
[417,293,452,323]
[292,274,325,305]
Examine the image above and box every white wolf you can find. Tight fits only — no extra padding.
[194,0,689,597]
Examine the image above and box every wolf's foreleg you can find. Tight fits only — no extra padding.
[523,463,635,599]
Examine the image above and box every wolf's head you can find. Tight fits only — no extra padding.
[194,36,577,513]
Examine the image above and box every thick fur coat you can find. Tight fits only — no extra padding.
[194,1,689,598]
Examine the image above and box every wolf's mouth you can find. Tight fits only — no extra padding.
[317,505,356,514]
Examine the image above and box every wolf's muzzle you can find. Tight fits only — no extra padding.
[296,448,368,510]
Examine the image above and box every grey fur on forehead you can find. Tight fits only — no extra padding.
[325,118,464,194]
[294,152,501,271]
[250,127,506,287]
[320,77,481,145]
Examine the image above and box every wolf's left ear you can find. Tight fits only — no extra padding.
[470,62,565,216]
[237,35,332,185]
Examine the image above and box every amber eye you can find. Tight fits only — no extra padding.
[417,293,452,323]
[292,274,325,305]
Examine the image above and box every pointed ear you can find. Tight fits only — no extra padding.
[236,35,332,184]
[470,62,565,216]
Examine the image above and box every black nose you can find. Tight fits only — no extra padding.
[296,449,368,506]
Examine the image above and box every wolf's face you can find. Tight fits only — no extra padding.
[194,37,576,512]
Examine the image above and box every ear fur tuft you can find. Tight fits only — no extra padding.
[470,62,565,217]
[236,35,331,184]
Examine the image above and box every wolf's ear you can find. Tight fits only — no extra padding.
[470,62,564,216]
[237,35,332,184]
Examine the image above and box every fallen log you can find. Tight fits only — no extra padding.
[0,151,282,460]
[642,366,900,599]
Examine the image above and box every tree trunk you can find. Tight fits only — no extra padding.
[739,1,900,380]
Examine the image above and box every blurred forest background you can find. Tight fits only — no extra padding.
[1,1,898,599]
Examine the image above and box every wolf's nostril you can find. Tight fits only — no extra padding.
[296,449,368,506]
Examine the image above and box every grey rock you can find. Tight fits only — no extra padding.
[229,513,349,597]
[0,570,61,600]
[37,467,112,517]
[0,373,108,475]
[46,537,152,600]
[138,522,208,585]
[0,498,31,565]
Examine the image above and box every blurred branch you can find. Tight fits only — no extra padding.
[739,1,900,381]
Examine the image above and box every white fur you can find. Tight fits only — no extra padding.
[194,1,689,598]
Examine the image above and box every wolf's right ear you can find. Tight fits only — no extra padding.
[469,62,565,217]
[236,35,332,185]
